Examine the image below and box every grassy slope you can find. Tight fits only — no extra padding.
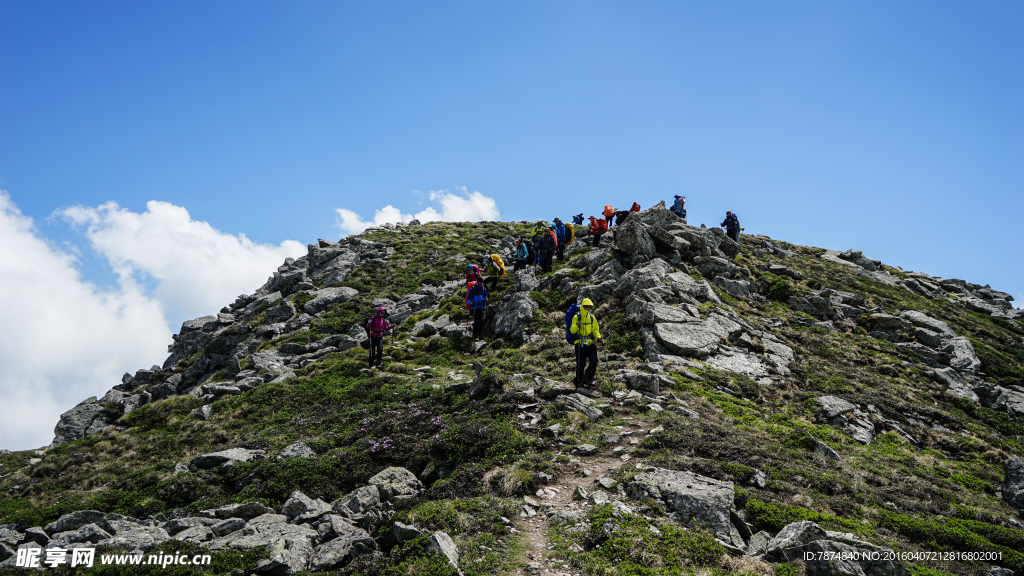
[1,222,1022,576]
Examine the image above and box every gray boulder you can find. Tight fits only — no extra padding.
[947,337,982,374]
[309,523,376,571]
[626,297,698,325]
[765,522,911,576]
[266,300,297,323]
[392,521,424,544]
[45,510,108,534]
[278,441,316,460]
[209,519,317,575]
[97,525,170,553]
[1002,457,1024,510]
[931,368,978,402]
[626,467,737,545]
[247,350,290,373]
[332,485,381,517]
[555,393,603,420]
[899,310,955,336]
[487,292,538,340]
[50,523,112,547]
[570,248,614,274]
[189,448,266,471]
[761,239,799,259]
[591,259,626,283]
[614,219,657,263]
[514,267,540,292]
[694,255,749,281]
[765,521,828,558]
[624,372,675,395]
[165,517,218,535]
[789,539,908,575]
[51,398,107,447]
[703,348,771,378]
[172,525,213,543]
[211,518,248,537]
[200,502,276,520]
[812,439,843,461]
[368,467,423,502]
[766,263,804,280]
[244,292,283,315]
[282,490,332,522]
[745,530,772,557]
[425,531,461,572]
[20,527,49,546]
[712,276,753,298]
[615,259,674,298]
[303,287,360,315]
[654,313,742,358]
[814,396,856,421]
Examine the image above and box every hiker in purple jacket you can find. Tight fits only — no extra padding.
[364,307,393,368]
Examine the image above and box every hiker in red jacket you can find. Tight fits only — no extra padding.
[588,216,607,248]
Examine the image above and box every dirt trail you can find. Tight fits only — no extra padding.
[512,402,658,576]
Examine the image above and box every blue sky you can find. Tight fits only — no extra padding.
[0,1,1021,449]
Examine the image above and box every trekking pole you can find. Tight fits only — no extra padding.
[575,340,582,388]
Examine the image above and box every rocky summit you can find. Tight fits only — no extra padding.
[1,201,1023,576]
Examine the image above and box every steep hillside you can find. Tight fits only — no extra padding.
[1,202,1023,576]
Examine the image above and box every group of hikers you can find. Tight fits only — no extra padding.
[364,196,744,386]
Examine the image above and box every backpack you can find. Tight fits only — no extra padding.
[490,254,506,276]
[598,218,608,233]
[564,304,580,345]
[469,283,488,310]
[565,225,575,245]
[548,230,558,247]
[604,205,614,217]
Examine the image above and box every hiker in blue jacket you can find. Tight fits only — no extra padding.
[553,218,567,262]
[514,237,530,272]
[467,281,488,339]
[721,211,743,243]
[671,195,686,219]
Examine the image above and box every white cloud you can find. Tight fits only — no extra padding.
[335,187,500,235]
[58,200,307,321]
[0,195,309,451]
[0,192,170,451]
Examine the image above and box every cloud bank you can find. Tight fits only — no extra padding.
[335,187,499,235]
[0,194,307,451]
[0,192,170,451]
[58,201,307,321]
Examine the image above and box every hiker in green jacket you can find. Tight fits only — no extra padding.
[570,298,603,387]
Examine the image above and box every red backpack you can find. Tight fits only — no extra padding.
[598,218,608,233]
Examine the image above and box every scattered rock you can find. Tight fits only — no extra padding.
[811,439,842,462]
[425,531,461,572]
[189,448,266,471]
[281,490,331,522]
[1002,457,1024,510]
[211,518,248,537]
[626,467,739,546]
[571,444,598,456]
[368,467,423,502]
[278,441,316,460]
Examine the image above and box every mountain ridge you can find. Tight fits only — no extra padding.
[1,200,1022,576]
